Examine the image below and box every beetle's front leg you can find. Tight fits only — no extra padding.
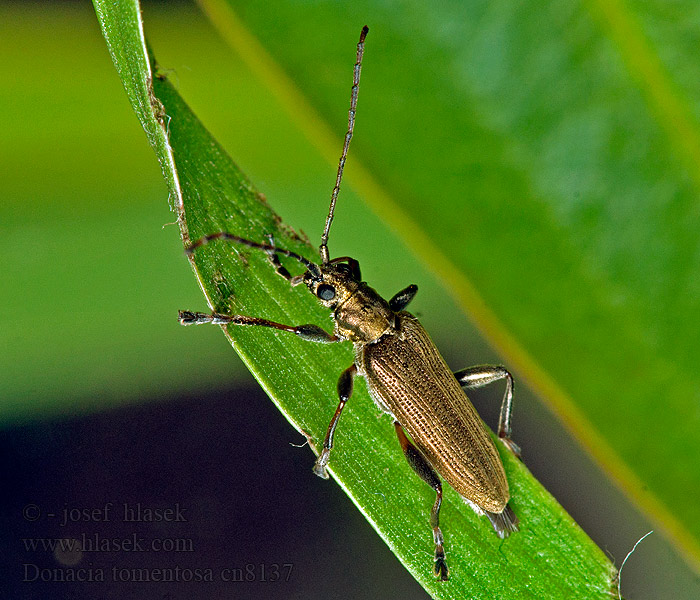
[388,284,418,312]
[313,364,357,479]
[453,365,520,456]
[264,234,305,286]
[178,311,339,343]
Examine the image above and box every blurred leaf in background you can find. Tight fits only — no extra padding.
[1,1,245,420]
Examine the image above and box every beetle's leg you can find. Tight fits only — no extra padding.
[453,365,521,456]
[394,422,449,581]
[178,311,340,343]
[313,364,356,479]
[389,284,418,312]
[264,234,305,286]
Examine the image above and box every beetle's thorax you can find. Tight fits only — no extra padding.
[334,282,394,343]
[304,262,394,344]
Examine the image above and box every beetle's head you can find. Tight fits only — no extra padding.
[303,257,362,309]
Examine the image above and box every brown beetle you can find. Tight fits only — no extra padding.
[179,25,519,580]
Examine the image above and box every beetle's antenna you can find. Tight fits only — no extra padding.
[319,25,369,265]
[186,232,320,275]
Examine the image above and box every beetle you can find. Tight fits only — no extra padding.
[179,25,520,580]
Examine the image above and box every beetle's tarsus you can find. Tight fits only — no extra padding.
[313,451,330,479]
[178,310,198,325]
[433,526,449,580]
[178,310,220,325]
[500,435,522,458]
[434,555,449,581]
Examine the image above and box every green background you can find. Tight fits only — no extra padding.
[3,1,700,598]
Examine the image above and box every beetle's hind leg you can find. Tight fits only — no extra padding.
[394,422,449,581]
[453,365,521,457]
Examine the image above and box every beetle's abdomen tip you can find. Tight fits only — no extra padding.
[487,504,519,538]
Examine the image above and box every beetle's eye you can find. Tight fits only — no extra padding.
[317,284,336,301]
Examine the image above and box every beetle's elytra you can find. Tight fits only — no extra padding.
[179,25,519,581]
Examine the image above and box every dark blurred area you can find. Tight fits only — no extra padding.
[1,384,428,599]
[3,370,697,599]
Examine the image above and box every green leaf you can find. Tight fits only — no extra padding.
[94,0,615,597]
[199,0,700,574]
[1,3,247,421]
